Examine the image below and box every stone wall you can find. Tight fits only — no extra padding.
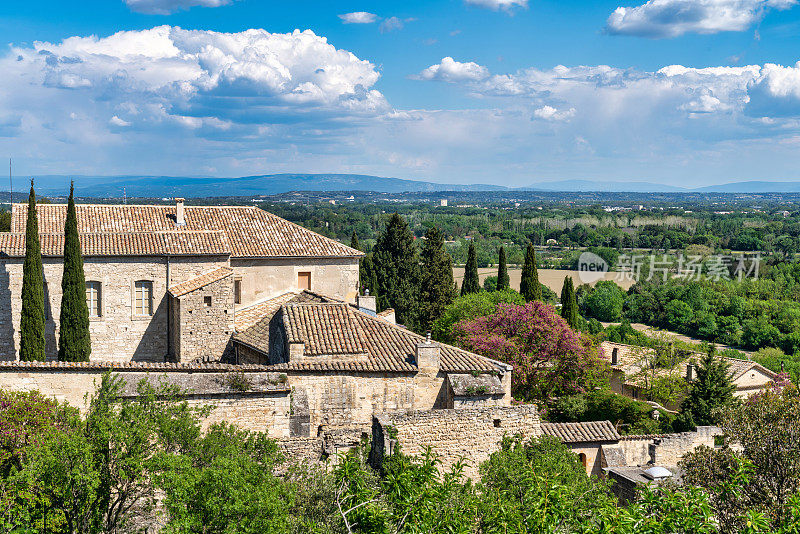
[370,405,542,480]
[174,275,235,362]
[617,426,722,467]
[0,364,292,434]
[231,257,359,306]
[0,255,229,362]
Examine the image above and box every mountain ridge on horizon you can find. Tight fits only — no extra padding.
[7,173,800,197]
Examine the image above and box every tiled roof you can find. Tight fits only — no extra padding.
[541,420,621,443]
[0,231,230,257]
[169,267,233,297]
[282,303,368,356]
[233,297,503,373]
[10,203,362,259]
[600,341,778,388]
[234,291,335,331]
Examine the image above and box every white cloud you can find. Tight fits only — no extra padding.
[415,57,490,82]
[338,12,378,24]
[533,105,576,121]
[109,116,132,127]
[124,0,232,15]
[379,16,407,33]
[606,0,798,38]
[464,0,528,13]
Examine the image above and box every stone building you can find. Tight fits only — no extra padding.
[0,200,361,362]
[601,341,779,410]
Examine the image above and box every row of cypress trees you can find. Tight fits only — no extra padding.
[19,182,90,362]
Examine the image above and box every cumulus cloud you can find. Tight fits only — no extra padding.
[464,0,528,12]
[606,0,798,38]
[125,0,233,15]
[533,105,576,121]
[415,57,490,82]
[338,12,378,24]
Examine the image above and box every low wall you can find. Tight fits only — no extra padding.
[370,405,541,480]
[618,426,721,467]
[0,361,292,435]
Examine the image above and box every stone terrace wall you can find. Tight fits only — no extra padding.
[617,426,722,467]
[370,405,541,480]
[0,362,291,435]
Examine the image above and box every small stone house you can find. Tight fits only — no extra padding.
[601,341,779,410]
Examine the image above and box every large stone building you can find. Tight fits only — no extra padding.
[0,199,361,362]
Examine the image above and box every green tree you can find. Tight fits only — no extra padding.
[676,346,736,431]
[359,254,378,298]
[519,244,542,302]
[496,247,510,291]
[581,280,625,322]
[372,214,421,330]
[460,242,480,296]
[349,231,359,251]
[560,276,578,329]
[483,276,498,292]
[58,183,91,362]
[432,289,525,343]
[419,227,456,330]
[20,180,46,362]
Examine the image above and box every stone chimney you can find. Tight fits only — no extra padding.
[175,197,186,226]
[357,289,377,313]
[415,332,440,375]
[289,342,305,362]
[611,347,619,365]
[686,363,695,382]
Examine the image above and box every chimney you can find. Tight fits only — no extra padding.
[415,332,440,375]
[686,363,695,382]
[611,347,619,366]
[357,289,377,313]
[288,342,305,362]
[175,197,185,226]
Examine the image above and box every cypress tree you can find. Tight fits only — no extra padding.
[420,227,456,329]
[675,346,736,430]
[560,276,578,329]
[58,182,91,362]
[360,254,379,297]
[372,213,421,330]
[350,231,360,251]
[19,180,46,361]
[461,242,480,296]
[497,247,510,291]
[520,244,542,302]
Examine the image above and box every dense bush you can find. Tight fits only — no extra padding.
[431,289,525,343]
[548,389,675,435]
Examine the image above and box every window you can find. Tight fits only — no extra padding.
[234,279,242,305]
[204,296,212,307]
[298,271,311,291]
[86,281,101,318]
[134,280,154,316]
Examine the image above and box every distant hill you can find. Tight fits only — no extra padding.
[523,180,687,193]
[13,174,505,198]
[8,174,800,197]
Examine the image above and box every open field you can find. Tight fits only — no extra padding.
[452,267,635,294]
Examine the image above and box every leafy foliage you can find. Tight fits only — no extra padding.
[58,182,90,362]
[20,181,45,362]
[496,246,509,291]
[675,346,737,431]
[419,227,456,331]
[460,242,480,296]
[560,276,578,329]
[372,214,421,330]
[453,301,609,400]
[431,289,525,343]
[519,244,542,302]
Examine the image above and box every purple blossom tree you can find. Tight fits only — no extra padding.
[453,301,608,401]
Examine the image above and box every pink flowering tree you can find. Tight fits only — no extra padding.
[453,301,608,401]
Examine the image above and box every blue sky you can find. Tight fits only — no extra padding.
[4,0,800,187]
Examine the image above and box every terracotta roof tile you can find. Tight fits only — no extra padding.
[233,296,502,373]
[10,203,362,258]
[541,421,621,443]
[169,267,233,297]
[0,231,230,257]
[234,291,335,332]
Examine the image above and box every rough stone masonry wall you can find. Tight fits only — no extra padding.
[0,365,291,435]
[650,426,721,466]
[0,255,228,362]
[175,275,235,362]
[370,405,542,480]
[231,257,359,306]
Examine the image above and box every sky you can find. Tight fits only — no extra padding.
[4,1,800,187]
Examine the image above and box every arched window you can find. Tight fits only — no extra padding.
[134,280,154,316]
[578,453,588,470]
[86,281,102,318]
